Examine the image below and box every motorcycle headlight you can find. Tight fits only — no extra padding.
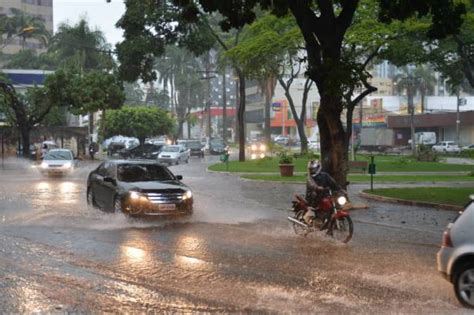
[337,196,347,206]
[183,190,193,200]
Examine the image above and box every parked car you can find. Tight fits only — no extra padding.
[181,140,205,158]
[461,144,474,152]
[437,195,474,308]
[108,142,126,157]
[87,160,193,216]
[432,141,461,154]
[157,145,190,165]
[40,149,77,176]
[274,135,289,146]
[209,139,228,155]
[16,144,38,160]
[119,143,163,160]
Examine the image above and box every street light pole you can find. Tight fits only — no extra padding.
[456,90,461,144]
[222,70,227,141]
[408,79,416,156]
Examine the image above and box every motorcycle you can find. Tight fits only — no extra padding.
[287,189,353,243]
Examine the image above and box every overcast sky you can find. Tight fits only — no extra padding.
[53,0,126,46]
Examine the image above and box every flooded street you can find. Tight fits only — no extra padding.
[0,157,466,313]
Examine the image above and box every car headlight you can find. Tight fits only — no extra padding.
[41,162,48,168]
[183,190,193,200]
[260,144,266,151]
[63,162,72,168]
[337,196,347,206]
[129,191,141,200]
[251,144,257,151]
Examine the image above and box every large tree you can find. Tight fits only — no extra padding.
[103,106,175,144]
[0,71,73,158]
[117,0,465,186]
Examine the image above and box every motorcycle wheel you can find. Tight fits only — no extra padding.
[292,210,309,236]
[328,216,353,243]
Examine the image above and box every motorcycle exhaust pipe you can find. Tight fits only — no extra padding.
[287,216,309,228]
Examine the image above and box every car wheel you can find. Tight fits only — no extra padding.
[454,263,474,308]
[176,159,180,165]
[186,157,189,163]
[113,196,123,213]
[87,188,96,207]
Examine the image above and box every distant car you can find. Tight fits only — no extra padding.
[87,160,193,216]
[247,141,266,159]
[437,195,474,308]
[181,140,205,158]
[108,142,126,157]
[461,144,474,152]
[120,143,163,160]
[16,144,38,160]
[308,139,320,151]
[40,149,77,176]
[274,135,289,146]
[209,139,228,155]
[157,145,190,165]
[432,141,461,154]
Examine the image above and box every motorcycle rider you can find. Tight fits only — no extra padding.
[304,160,341,224]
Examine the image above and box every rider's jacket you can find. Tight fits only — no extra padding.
[305,171,340,206]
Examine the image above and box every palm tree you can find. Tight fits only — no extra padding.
[1,8,50,50]
[49,18,113,72]
[394,65,436,114]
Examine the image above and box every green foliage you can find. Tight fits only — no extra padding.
[4,49,57,70]
[416,144,438,162]
[461,150,474,159]
[103,106,175,143]
[278,151,293,164]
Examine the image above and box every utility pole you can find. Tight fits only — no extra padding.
[456,90,464,144]
[222,69,227,141]
[407,77,417,156]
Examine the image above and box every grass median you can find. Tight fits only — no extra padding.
[363,187,474,207]
[209,156,474,173]
[240,174,474,184]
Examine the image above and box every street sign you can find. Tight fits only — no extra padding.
[458,98,467,106]
[272,102,281,111]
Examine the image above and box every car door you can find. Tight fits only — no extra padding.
[92,162,109,208]
[101,163,118,211]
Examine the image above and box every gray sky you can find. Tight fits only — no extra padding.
[53,0,126,46]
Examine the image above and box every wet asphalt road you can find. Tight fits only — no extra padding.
[0,156,469,313]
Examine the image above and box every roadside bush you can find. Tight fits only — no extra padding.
[293,151,320,160]
[460,150,474,159]
[416,144,438,162]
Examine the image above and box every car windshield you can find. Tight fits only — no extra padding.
[44,151,72,160]
[162,146,180,152]
[187,142,202,149]
[117,164,175,182]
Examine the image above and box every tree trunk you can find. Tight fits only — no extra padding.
[317,95,348,188]
[20,127,31,159]
[222,70,227,141]
[237,69,246,161]
[178,119,184,139]
[263,77,276,144]
[187,107,192,139]
[88,111,94,143]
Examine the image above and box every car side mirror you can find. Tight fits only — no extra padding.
[104,177,116,185]
[176,175,183,180]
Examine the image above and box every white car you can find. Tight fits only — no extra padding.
[40,149,77,176]
[274,135,289,145]
[157,145,190,165]
[461,144,474,152]
[432,141,461,154]
[437,195,474,308]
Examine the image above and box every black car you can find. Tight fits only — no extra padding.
[87,160,193,216]
[184,140,205,158]
[16,144,38,160]
[119,143,163,160]
[209,139,228,155]
[107,142,126,157]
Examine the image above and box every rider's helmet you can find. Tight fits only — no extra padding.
[308,159,321,176]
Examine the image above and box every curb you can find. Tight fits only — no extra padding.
[359,191,463,211]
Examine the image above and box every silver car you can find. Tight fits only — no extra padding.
[437,195,474,308]
[157,145,190,165]
[40,149,77,176]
